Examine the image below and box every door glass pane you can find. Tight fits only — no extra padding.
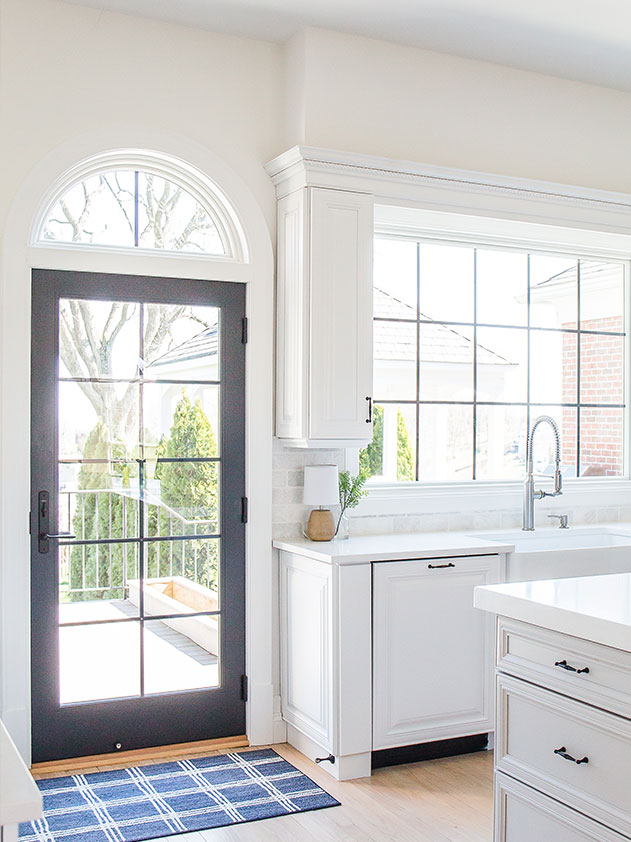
[143,618,220,695]
[59,381,140,461]
[143,385,220,457]
[143,539,220,612]
[145,461,219,536]
[59,542,140,622]
[59,620,141,703]
[142,304,220,381]
[59,462,140,540]
[59,298,140,379]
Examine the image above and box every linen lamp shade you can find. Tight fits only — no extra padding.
[303,465,339,506]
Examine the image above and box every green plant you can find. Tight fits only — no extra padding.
[336,470,367,535]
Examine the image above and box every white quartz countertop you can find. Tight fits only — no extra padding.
[474,572,631,651]
[0,721,42,826]
[273,532,514,564]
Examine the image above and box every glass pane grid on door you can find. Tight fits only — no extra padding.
[57,299,222,704]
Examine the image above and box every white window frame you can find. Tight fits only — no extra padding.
[31,150,250,263]
[356,206,631,516]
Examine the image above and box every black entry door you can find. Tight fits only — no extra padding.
[31,270,246,762]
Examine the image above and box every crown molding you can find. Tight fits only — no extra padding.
[265,146,631,235]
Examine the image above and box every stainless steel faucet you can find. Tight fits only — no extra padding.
[523,415,563,531]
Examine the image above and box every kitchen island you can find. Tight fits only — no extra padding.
[475,572,631,841]
[0,721,42,842]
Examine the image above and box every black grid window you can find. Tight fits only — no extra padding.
[360,237,627,484]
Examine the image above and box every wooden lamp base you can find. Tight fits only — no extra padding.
[306,508,335,541]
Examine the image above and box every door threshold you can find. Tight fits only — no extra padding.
[31,734,249,776]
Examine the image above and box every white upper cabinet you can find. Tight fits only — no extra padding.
[269,150,374,446]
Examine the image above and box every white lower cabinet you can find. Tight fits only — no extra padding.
[373,555,500,750]
[278,548,502,779]
[494,619,631,840]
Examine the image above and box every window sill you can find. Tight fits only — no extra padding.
[355,477,631,517]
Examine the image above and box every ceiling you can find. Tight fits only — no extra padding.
[62,0,631,92]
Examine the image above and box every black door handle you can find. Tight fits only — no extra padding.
[38,490,75,552]
[427,562,456,569]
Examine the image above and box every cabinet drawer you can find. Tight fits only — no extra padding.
[496,675,631,838]
[495,772,628,842]
[497,619,631,719]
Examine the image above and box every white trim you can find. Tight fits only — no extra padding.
[266,146,631,235]
[1,129,274,761]
[356,478,631,517]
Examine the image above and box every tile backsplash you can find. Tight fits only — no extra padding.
[272,440,631,540]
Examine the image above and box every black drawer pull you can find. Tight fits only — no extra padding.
[366,396,373,423]
[427,562,456,569]
[555,659,589,674]
[554,746,589,765]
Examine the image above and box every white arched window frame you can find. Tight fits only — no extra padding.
[31,150,250,264]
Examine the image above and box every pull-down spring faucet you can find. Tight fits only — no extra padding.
[523,415,563,531]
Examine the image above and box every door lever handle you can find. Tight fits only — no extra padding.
[45,532,76,540]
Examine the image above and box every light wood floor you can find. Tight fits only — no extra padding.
[33,744,494,842]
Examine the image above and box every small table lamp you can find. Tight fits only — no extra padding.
[303,465,339,541]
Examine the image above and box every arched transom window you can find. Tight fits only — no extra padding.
[37,162,244,259]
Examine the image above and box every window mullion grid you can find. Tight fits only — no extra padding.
[576,260,581,478]
[472,249,478,481]
[415,242,421,482]
[526,254,531,454]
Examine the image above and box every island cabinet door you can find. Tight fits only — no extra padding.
[372,554,500,750]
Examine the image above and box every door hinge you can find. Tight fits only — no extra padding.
[241,317,248,344]
[240,674,248,702]
[241,497,248,523]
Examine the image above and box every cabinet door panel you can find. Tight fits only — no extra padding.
[276,190,308,439]
[280,553,333,751]
[373,555,499,750]
[309,188,373,440]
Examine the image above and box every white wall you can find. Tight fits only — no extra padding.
[288,27,631,192]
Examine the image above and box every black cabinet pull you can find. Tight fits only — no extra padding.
[555,659,589,674]
[366,396,373,423]
[554,746,589,765]
[427,562,456,569]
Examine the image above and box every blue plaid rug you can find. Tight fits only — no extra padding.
[20,749,340,842]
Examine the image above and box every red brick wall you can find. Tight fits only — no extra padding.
[562,316,624,476]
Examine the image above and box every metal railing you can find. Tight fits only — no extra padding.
[59,488,217,596]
